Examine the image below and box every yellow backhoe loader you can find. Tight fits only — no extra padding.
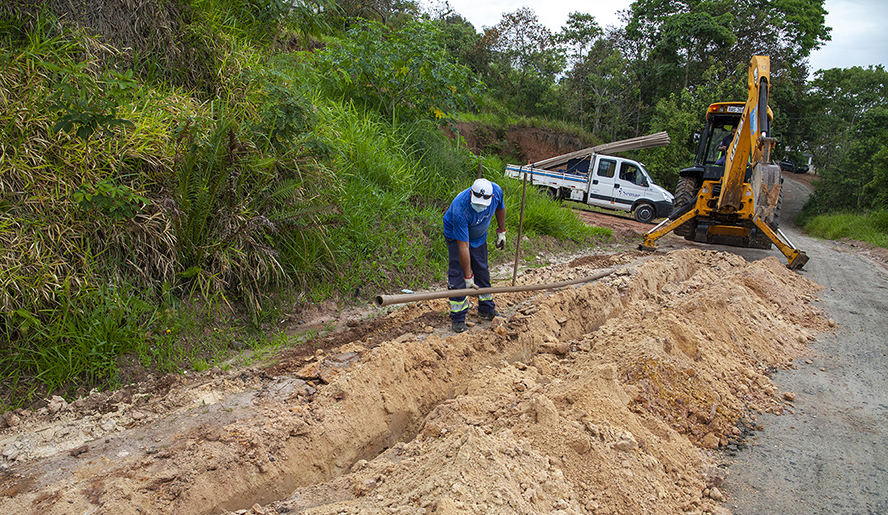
[639,55,808,270]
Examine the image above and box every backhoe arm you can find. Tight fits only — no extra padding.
[720,56,773,211]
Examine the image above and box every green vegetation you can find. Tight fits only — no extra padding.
[798,67,888,219]
[802,211,888,249]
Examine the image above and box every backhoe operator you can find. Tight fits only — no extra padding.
[715,125,737,165]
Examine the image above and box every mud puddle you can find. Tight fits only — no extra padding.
[0,249,827,515]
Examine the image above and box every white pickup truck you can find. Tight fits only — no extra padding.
[505,153,674,223]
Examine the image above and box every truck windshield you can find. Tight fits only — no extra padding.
[705,126,735,165]
[637,164,655,185]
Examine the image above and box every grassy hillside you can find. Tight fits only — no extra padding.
[802,210,888,248]
[0,3,609,408]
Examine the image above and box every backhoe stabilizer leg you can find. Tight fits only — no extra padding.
[638,208,700,252]
[752,218,809,270]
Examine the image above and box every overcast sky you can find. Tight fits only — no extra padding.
[439,0,887,73]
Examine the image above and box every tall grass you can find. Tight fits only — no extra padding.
[0,17,177,313]
[0,11,334,404]
[305,103,448,295]
[1,282,152,399]
[457,111,599,147]
[803,210,888,249]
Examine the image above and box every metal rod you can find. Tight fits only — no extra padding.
[374,269,616,307]
[647,216,672,234]
[512,167,530,286]
[776,227,796,249]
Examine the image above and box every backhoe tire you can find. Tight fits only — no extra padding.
[634,203,656,224]
[749,229,773,249]
[672,176,698,238]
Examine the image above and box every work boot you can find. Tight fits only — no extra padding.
[479,310,499,321]
[451,321,469,333]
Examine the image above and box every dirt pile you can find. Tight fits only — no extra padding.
[0,249,827,515]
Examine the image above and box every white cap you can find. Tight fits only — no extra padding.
[470,178,493,207]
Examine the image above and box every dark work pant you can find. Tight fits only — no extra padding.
[446,238,494,322]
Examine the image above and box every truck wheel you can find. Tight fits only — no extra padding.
[543,186,562,202]
[673,176,698,238]
[634,203,656,224]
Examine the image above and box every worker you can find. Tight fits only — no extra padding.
[442,178,506,333]
[715,126,737,165]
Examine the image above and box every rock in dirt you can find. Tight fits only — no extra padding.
[69,445,89,457]
[702,433,720,449]
[539,341,570,355]
[46,395,67,414]
[2,413,20,428]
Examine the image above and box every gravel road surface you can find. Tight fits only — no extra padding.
[722,176,888,514]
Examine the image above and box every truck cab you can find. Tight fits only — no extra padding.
[683,102,749,184]
[580,155,673,223]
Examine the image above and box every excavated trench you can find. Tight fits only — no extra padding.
[0,249,828,515]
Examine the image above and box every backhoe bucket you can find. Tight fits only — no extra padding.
[752,163,781,225]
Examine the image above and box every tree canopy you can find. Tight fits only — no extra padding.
[802,66,888,213]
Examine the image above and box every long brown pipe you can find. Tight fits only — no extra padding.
[374,269,616,307]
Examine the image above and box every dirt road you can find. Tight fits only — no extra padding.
[0,174,884,515]
[721,177,888,514]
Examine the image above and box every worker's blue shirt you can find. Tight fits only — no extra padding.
[442,184,505,248]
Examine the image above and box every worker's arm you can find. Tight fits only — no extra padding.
[495,208,505,232]
[457,240,473,278]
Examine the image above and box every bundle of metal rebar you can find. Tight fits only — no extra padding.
[591,131,671,155]
[531,131,671,170]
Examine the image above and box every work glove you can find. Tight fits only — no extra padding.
[496,230,506,250]
[464,275,479,289]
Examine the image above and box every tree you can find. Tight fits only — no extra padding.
[624,0,830,122]
[334,0,420,26]
[853,107,888,211]
[626,0,735,103]
[286,0,342,49]
[557,12,601,131]
[435,13,489,75]
[317,19,481,123]
[803,66,888,213]
[558,12,602,68]
[482,7,564,116]
[562,36,639,140]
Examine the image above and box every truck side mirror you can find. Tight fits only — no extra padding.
[692,131,701,144]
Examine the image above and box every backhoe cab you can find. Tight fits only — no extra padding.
[639,55,808,270]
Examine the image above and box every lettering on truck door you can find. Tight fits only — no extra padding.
[614,161,647,209]
[587,158,616,208]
